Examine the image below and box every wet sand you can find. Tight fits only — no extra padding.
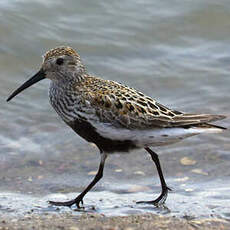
[1,213,229,230]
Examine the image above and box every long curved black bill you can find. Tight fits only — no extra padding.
[7,69,46,102]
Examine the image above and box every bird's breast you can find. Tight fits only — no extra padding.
[48,84,84,123]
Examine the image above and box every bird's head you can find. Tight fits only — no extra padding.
[7,46,85,102]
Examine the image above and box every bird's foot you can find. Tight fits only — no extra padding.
[49,196,84,209]
[137,186,171,206]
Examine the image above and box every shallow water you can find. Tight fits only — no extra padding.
[0,0,230,219]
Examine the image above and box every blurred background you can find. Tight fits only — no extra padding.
[0,0,230,218]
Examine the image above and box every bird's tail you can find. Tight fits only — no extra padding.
[178,113,227,133]
[190,122,227,134]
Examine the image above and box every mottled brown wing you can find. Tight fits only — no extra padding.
[82,77,226,129]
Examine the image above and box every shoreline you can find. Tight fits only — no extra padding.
[1,213,229,230]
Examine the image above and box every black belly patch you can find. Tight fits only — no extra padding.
[68,119,137,153]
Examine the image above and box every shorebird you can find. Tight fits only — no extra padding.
[7,46,226,208]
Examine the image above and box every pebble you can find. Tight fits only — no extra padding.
[69,227,79,230]
[174,176,189,182]
[185,188,194,192]
[134,171,145,176]
[88,171,97,175]
[180,157,196,166]
[115,169,123,172]
[191,168,208,176]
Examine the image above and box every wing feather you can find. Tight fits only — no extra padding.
[79,76,226,129]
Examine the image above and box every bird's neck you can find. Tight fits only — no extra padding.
[50,73,89,96]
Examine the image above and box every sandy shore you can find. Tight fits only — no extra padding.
[0,213,229,230]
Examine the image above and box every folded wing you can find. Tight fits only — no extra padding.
[80,77,225,130]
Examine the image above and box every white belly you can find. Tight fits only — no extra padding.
[92,122,222,147]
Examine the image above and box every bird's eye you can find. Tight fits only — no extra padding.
[56,58,64,65]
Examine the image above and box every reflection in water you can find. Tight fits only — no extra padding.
[0,0,229,219]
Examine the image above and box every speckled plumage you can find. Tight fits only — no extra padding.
[71,76,224,129]
[45,47,225,151]
[7,46,226,208]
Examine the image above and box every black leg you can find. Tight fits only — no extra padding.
[137,147,171,205]
[49,152,107,208]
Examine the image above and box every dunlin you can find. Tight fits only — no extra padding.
[7,46,226,208]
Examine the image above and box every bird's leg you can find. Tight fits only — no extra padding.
[137,147,171,205]
[49,151,107,208]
